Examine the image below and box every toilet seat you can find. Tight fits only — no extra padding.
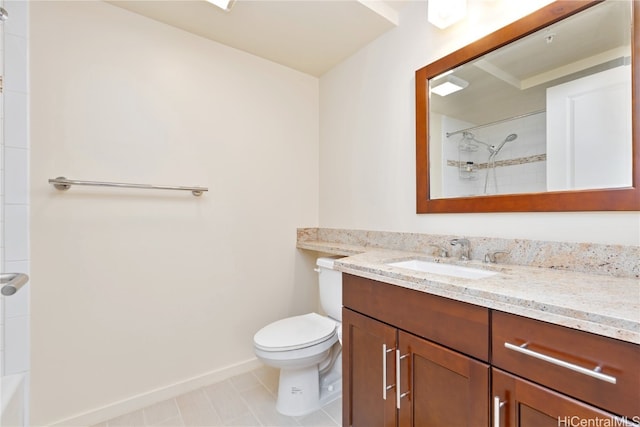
[254,313,337,352]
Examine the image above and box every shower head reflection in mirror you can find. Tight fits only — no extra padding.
[483,133,518,194]
[461,131,517,156]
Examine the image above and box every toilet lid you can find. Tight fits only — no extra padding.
[254,313,337,352]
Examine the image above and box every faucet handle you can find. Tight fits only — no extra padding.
[429,244,449,258]
[450,238,470,245]
[484,250,509,264]
[450,238,471,261]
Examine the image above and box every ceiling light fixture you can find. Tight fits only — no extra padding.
[205,0,235,12]
[430,75,469,96]
[428,0,466,29]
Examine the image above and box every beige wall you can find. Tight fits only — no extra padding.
[29,0,639,424]
[319,0,639,246]
[30,2,319,424]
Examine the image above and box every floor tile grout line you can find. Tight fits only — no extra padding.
[230,377,268,427]
[195,387,224,426]
[326,397,342,423]
[143,398,180,426]
[250,369,278,399]
[173,396,185,427]
[320,407,339,427]
[201,381,245,427]
[238,371,306,426]
[142,405,148,426]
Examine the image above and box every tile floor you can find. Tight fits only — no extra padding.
[92,366,342,427]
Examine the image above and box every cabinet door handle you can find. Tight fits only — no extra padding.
[504,342,617,384]
[382,344,395,400]
[396,349,411,409]
[493,396,506,427]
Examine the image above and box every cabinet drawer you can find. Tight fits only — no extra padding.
[492,310,640,418]
[343,273,489,361]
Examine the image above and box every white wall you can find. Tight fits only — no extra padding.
[30,2,319,425]
[319,0,640,246]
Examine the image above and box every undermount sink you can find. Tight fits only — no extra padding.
[387,259,498,279]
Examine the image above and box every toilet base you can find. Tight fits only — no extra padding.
[274,348,342,417]
[276,365,321,417]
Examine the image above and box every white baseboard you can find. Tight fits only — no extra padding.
[50,358,263,427]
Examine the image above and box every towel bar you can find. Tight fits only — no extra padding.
[48,176,208,197]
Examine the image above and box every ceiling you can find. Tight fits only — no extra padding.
[108,0,408,77]
[431,0,631,125]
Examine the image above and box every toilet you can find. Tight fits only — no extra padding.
[253,257,343,417]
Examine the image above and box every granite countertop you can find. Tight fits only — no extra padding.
[298,239,640,345]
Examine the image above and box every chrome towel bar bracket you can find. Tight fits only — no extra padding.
[48,177,208,197]
[0,273,29,296]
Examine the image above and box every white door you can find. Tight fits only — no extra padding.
[546,64,632,191]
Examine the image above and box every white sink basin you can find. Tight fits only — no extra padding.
[387,259,497,279]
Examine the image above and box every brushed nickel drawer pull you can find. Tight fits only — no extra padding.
[396,350,411,409]
[493,396,506,427]
[504,342,617,384]
[382,344,395,400]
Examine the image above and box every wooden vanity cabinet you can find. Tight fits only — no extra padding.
[343,273,640,427]
[342,274,490,427]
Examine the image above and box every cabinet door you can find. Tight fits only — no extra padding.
[398,330,490,427]
[492,369,631,427]
[343,308,397,427]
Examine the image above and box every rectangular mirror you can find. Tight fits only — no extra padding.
[415,0,639,213]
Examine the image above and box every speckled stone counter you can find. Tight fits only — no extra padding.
[297,228,640,345]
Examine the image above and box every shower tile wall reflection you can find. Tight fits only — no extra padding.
[1,0,30,415]
[439,111,547,198]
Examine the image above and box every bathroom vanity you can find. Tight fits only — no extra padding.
[296,228,640,427]
[342,274,639,427]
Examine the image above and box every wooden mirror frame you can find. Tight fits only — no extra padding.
[416,0,639,213]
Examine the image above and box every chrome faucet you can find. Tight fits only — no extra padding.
[450,238,470,261]
[484,250,509,264]
[429,244,449,258]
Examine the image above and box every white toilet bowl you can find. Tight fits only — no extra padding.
[253,257,344,417]
[254,312,341,416]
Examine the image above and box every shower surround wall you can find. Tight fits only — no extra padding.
[439,112,546,197]
[1,0,30,404]
[30,2,319,425]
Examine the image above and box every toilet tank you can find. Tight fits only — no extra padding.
[316,257,343,322]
